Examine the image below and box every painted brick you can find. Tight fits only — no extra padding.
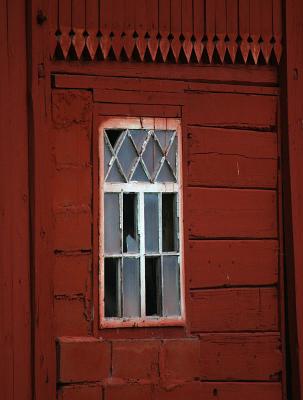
[160,339,200,382]
[58,338,111,383]
[105,384,152,400]
[58,385,102,400]
[112,340,160,381]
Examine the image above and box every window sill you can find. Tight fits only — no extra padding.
[100,316,185,329]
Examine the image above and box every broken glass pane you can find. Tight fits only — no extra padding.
[156,160,176,182]
[122,257,140,317]
[144,193,159,253]
[154,130,174,152]
[145,257,162,316]
[142,135,163,180]
[162,255,180,316]
[131,161,149,182]
[162,193,178,251]
[106,160,125,182]
[117,133,138,179]
[104,141,113,177]
[129,129,149,153]
[106,129,124,149]
[104,193,121,254]
[123,193,139,253]
[104,257,121,317]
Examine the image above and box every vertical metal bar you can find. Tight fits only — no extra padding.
[139,192,146,317]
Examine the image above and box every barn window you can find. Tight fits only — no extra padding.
[99,118,184,327]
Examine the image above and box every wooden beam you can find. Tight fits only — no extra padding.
[282,0,303,399]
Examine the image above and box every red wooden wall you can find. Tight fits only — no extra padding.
[49,64,284,400]
[5,1,303,399]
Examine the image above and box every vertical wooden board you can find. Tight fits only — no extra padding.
[59,0,72,57]
[205,0,215,59]
[260,0,273,62]
[186,92,277,129]
[188,240,279,288]
[187,188,277,239]
[200,334,282,380]
[272,0,282,61]
[190,287,278,332]
[214,0,227,61]
[54,254,92,296]
[238,0,250,61]
[159,0,170,60]
[249,0,262,63]
[193,0,204,36]
[85,0,99,57]
[226,0,238,62]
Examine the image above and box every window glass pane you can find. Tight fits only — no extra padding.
[106,160,125,182]
[122,257,140,317]
[117,132,138,179]
[162,255,180,316]
[129,129,149,154]
[145,257,162,316]
[142,135,163,180]
[166,136,177,176]
[162,193,178,251]
[156,160,176,182]
[104,193,121,254]
[131,161,149,182]
[104,258,121,317]
[144,193,159,253]
[123,193,139,253]
[154,130,174,152]
[104,141,112,177]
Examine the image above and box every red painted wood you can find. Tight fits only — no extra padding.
[59,0,72,58]
[283,0,303,398]
[190,287,278,332]
[154,382,282,400]
[188,127,278,188]
[54,254,91,296]
[54,298,91,336]
[0,0,31,399]
[94,103,181,118]
[58,338,111,383]
[200,333,282,381]
[105,385,152,400]
[188,240,278,288]
[187,188,277,239]
[186,92,277,130]
[58,385,102,400]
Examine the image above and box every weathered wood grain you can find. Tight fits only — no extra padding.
[200,333,282,381]
[186,93,277,130]
[188,240,279,288]
[190,287,278,332]
[187,188,277,239]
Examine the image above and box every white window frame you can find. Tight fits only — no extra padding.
[98,117,185,328]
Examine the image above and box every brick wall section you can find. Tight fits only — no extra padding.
[52,85,283,400]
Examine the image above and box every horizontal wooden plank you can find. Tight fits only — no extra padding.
[188,240,279,288]
[188,127,278,188]
[200,333,282,381]
[54,206,91,251]
[186,188,277,239]
[54,253,91,296]
[155,382,282,399]
[51,63,278,85]
[190,287,278,332]
[54,74,279,95]
[94,103,181,118]
[186,93,277,130]
[93,89,185,105]
[54,297,91,336]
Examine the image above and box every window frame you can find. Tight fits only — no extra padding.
[98,117,185,328]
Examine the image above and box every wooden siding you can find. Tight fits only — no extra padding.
[50,64,284,399]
